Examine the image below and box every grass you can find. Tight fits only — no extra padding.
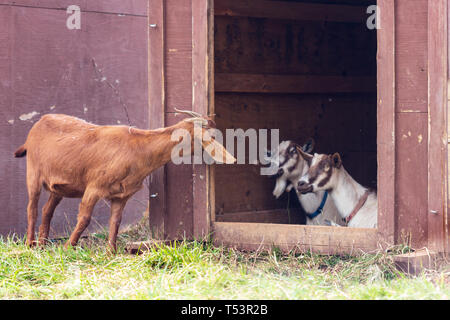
[0,217,449,300]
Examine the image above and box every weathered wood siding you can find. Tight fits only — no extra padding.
[0,1,149,236]
[393,0,448,252]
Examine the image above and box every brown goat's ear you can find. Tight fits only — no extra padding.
[194,128,236,164]
[331,153,342,168]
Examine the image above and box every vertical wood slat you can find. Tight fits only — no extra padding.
[164,0,194,239]
[427,0,448,253]
[445,4,450,254]
[394,0,429,249]
[377,0,396,246]
[148,0,166,238]
[207,0,216,227]
[192,0,213,239]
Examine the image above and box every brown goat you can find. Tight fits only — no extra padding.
[14,113,235,252]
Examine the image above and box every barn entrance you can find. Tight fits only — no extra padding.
[212,0,378,234]
[144,0,448,254]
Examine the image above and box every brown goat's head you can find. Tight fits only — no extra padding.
[173,109,236,164]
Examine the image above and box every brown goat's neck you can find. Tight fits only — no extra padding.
[136,121,195,174]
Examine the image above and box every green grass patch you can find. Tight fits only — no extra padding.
[0,219,448,300]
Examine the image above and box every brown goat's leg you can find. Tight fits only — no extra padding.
[38,193,62,246]
[26,195,40,247]
[108,198,129,253]
[26,181,41,247]
[64,191,100,249]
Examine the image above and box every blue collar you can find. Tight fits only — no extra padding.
[305,191,328,220]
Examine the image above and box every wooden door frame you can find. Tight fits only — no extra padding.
[192,0,215,239]
[376,0,396,247]
[205,0,390,254]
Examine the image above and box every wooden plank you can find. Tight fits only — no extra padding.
[87,0,147,16]
[395,113,428,248]
[215,209,304,225]
[192,0,214,239]
[208,0,216,226]
[214,15,377,77]
[395,0,428,113]
[0,5,20,236]
[213,222,379,255]
[4,1,147,15]
[215,74,376,94]
[84,12,149,126]
[2,1,86,10]
[427,0,448,253]
[376,0,396,246]
[148,0,166,238]
[163,0,194,239]
[214,0,368,23]
[165,0,192,112]
[164,113,194,240]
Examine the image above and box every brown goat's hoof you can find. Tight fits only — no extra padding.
[63,242,76,250]
[38,239,50,248]
[26,240,37,248]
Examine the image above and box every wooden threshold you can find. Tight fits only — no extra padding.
[215,209,304,224]
[215,73,376,94]
[212,222,378,255]
[214,0,367,23]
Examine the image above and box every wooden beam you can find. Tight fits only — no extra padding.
[427,0,448,253]
[376,0,396,247]
[393,249,439,276]
[213,222,378,255]
[148,0,166,239]
[215,73,376,94]
[192,0,214,239]
[214,0,368,24]
[215,209,304,225]
[125,240,178,254]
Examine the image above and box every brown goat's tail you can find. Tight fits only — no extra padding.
[14,145,27,158]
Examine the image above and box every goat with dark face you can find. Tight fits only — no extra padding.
[264,140,343,226]
[297,152,377,228]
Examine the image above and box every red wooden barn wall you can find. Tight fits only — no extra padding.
[0,0,149,237]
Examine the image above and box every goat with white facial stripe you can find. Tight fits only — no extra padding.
[264,140,343,226]
[297,152,377,228]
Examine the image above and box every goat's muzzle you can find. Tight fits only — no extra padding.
[297,181,313,194]
[268,167,284,178]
